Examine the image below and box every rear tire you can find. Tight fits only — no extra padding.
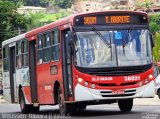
[19,89,39,114]
[19,89,32,114]
[118,99,133,112]
[58,87,76,115]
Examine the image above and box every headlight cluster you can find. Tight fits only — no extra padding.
[137,74,153,87]
[77,77,96,89]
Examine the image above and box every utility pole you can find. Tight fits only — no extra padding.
[18,27,21,35]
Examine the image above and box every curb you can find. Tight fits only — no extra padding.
[134,95,160,106]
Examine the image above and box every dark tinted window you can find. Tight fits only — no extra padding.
[38,34,43,49]
[52,29,59,44]
[44,32,51,47]
[51,29,60,61]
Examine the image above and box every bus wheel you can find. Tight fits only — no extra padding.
[118,99,133,112]
[19,90,31,114]
[58,87,75,115]
[77,104,86,111]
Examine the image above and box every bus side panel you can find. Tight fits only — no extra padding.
[3,72,12,103]
[37,63,54,104]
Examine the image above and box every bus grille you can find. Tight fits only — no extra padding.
[101,93,135,97]
[97,82,137,87]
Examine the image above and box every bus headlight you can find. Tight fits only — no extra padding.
[84,82,89,86]
[149,74,153,79]
[78,78,83,83]
[91,84,96,89]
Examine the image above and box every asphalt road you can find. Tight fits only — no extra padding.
[0,104,160,119]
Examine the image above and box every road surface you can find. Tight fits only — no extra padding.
[0,104,160,119]
[0,95,160,119]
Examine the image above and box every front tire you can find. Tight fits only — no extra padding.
[76,104,86,111]
[58,87,76,115]
[118,99,133,112]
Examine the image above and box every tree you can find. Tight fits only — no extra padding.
[0,0,31,46]
[153,32,160,62]
[134,0,153,12]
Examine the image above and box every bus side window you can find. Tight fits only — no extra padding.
[16,41,22,69]
[51,29,60,61]
[3,46,9,71]
[21,39,28,67]
[43,31,51,63]
[37,34,43,65]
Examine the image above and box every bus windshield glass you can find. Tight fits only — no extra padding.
[74,29,152,68]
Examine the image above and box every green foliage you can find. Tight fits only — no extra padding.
[149,14,160,34]
[0,0,31,45]
[27,11,71,30]
[149,14,160,61]
[153,33,160,62]
[5,0,73,8]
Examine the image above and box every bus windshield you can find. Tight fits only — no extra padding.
[74,29,152,68]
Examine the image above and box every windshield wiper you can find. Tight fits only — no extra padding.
[122,25,134,48]
[92,27,111,48]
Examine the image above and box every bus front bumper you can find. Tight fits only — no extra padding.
[74,80,155,101]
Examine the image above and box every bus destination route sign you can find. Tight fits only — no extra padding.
[74,13,148,26]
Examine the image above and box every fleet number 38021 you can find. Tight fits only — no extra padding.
[124,76,140,81]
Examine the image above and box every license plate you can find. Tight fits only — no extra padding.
[112,90,125,94]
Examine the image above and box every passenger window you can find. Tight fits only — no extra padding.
[52,29,59,44]
[37,34,43,65]
[16,56,22,68]
[37,50,43,64]
[3,46,9,71]
[44,32,51,47]
[22,39,28,67]
[43,48,50,62]
[51,29,60,61]
[3,46,8,59]
[16,41,22,69]
[16,41,21,55]
[38,34,43,49]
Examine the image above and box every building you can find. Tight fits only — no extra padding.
[72,0,111,13]
[72,0,136,13]
[72,0,160,13]
[17,6,46,15]
[110,0,134,10]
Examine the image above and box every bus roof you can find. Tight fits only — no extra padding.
[2,33,26,47]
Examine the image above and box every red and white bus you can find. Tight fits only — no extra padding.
[2,11,155,114]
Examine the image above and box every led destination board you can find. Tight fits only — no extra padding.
[74,13,148,26]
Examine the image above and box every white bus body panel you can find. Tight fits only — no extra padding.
[2,33,26,103]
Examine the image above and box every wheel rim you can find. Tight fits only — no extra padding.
[58,92,65,114]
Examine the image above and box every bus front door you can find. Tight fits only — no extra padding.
[62,29,74,101]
